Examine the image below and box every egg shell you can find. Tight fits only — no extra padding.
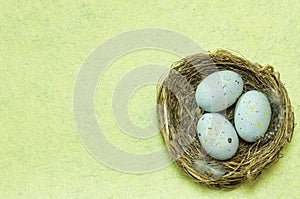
[195,70,243,112]
[234,90,272,142]
[197,113,239,160]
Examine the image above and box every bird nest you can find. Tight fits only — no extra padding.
[156,49,295,189]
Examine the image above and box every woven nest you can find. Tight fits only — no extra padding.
[157,49,295,190]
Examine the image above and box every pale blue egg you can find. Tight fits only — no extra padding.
[197,113,239,160]
[234,90,272,142]
[195,70,243,112]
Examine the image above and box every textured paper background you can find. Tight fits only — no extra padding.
[1,1,299,198]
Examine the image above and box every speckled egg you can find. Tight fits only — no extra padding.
[195,70,243,112]
[197,113,239,160]
[234,90,272,142]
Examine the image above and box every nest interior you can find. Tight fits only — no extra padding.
[156,49,295,190]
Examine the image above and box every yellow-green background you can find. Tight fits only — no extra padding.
[1,0,299,198]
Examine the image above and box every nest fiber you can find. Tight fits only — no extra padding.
[157,49,295,189]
